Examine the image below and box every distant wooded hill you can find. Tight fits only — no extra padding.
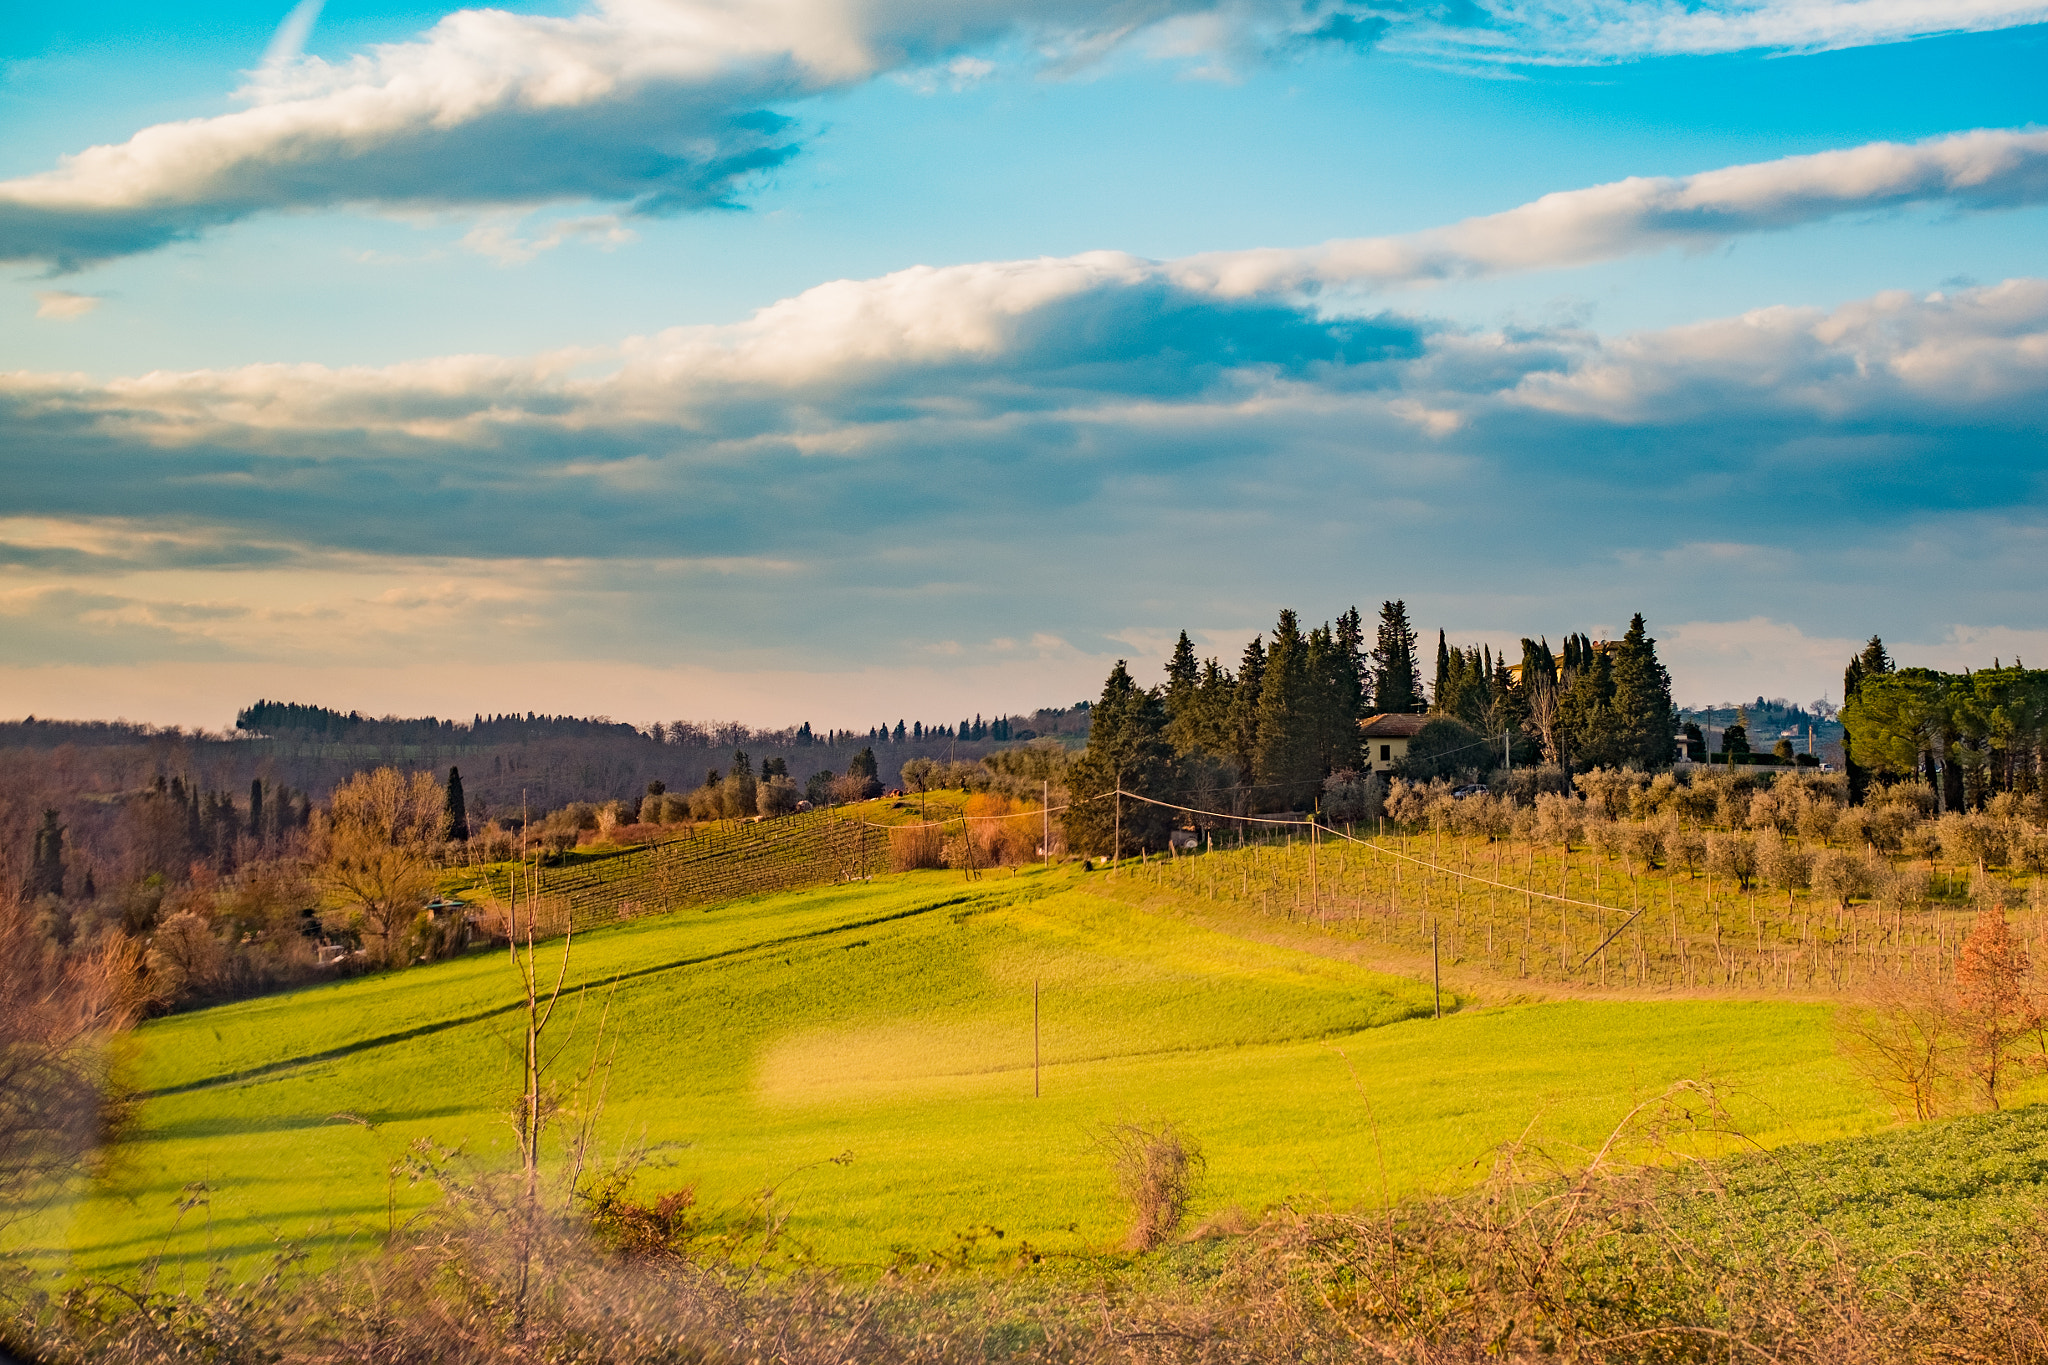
[0,699,1094,819]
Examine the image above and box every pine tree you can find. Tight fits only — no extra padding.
[444,766,470,842]
[1062,661,1177,857]
[1371,601,1422,714]
[1255,610,1321,809]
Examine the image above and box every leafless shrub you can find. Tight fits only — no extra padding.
[1838,968,1962,1121]
[0,893,145,1238]
[1097,1119,1205,1252]
[888,824,946,872]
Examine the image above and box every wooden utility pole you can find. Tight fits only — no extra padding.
[1433,919,1442,1019]
[1043,780,1049,868]
[1112,771,1122,875]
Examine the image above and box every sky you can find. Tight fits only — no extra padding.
[3,0,2047,731]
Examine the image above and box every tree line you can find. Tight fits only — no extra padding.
[1841,637,2048,813]
[1062,604,1679,855]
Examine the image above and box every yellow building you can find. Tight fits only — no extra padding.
[1358,713,1430,774]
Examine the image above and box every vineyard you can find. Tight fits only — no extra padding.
[457,809,890,934]
[1093,802,2046,997]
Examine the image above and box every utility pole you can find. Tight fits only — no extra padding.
[1043,779,1049,868]
[1432,919,1442,1020]
[1034,978,1041,1098]
[1112,767,1122,875]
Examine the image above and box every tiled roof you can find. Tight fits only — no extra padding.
[1358,712,1431,738]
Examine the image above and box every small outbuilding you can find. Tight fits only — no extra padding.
[1358,713,1431,775]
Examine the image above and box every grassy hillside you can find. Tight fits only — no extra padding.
[17,861,1918,1284]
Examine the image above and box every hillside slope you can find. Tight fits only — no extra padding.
[33,866,1896,1278]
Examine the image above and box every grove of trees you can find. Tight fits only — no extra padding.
[1062,604,1679,855]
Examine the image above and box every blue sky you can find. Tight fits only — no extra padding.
[3,0,2047,729]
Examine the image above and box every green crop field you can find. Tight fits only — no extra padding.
[19,863,1958,1283]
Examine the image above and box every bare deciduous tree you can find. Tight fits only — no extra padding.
[0,892,145,1232]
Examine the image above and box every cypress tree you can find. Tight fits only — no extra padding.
[1433,630,1451,709]
[1255,610,1321,809]
[248,778,265,843]
[445,765,470,842]
[1558,646,1619,769]
[1304,622,1358,776]
[24,810,64,900]
[1334,605,1368,724]
[1842,635,1892,804]
[1371,601,1422,714]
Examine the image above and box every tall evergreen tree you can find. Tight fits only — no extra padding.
[1557,646,1620,769]
[1163,631,1202,751]
[1334,605,1369,724]
[1192,658,1235,758]
[248,778,265,843]
[444,765,470,842]
[1062,661,1177,857]
[1226,636,1267,786]
[24,810,64,900]
[1305,622,1360,776]
[1842,635,1893,804]
[1609,613,1678,768]
[1255,610,1321,809]
[1372,601,1422,713]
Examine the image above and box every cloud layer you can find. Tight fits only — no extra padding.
[6,0,2047,270]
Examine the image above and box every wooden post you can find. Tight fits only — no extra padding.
[1433,920,1442,1019]
[1043,780,1050,868]
[1034,977,1041,1098]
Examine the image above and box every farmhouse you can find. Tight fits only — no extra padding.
[1359,712,1430,774]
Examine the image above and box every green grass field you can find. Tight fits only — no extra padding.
[25,864,1925,1282]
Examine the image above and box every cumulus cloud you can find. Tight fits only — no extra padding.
[33,291,100,320]
[8,0,2045,270]
[0,0,1444,271]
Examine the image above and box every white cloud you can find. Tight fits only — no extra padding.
[460,213,638,266]
[9,0,2047,269]
[262,0,327,69]
[33,290,100,320]
[1411,0,2048,64]
[1176,127,2048,298]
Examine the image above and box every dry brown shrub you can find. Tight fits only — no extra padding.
[0,894,144,1238]
[1097,1119,1205,1252]
[887,823,946,872]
